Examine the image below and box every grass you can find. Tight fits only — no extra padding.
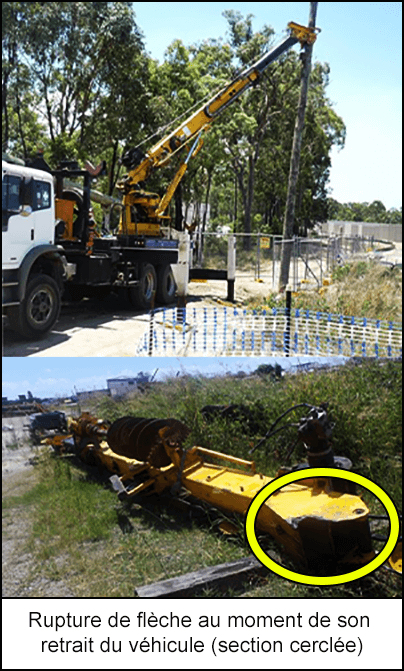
[3,453,117,558]
[2,359,402,597]
[5,442,19,451]
[247,260,402,322]
[325,261,402,320]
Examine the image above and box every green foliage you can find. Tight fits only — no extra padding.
[332,260,368,282]
[327,198,402,224]
[3,6,346,227]
[2,2,148,174]
[96,361,402,505]
[255,363,283,378]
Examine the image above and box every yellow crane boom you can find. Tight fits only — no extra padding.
[44,405,401,577]
[117,22,319,236]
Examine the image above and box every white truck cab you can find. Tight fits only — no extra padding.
[2,160,56,268]
[2,159,66,338]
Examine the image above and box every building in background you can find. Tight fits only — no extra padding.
[107,372,155,398]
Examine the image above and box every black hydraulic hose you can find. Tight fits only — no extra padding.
[249,422,299,455]
[249,403,315,455]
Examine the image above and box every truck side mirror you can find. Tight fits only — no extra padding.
[20,205,33,217]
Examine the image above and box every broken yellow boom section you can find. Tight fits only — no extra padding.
[52,413,376,575]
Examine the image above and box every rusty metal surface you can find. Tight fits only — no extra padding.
[106,416,190,466]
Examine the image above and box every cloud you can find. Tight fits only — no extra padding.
[72,376,108,392]
[2,380,31,393]
[32,377,72,396]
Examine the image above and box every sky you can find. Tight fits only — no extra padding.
[1,356,347,399]
[132,1,402,210]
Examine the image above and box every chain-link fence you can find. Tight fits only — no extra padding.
[191,232,374,291]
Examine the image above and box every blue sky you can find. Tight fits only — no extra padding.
[2,356,347,399]
[132,2,402,210]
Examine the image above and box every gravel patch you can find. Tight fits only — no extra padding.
[2,417,74,597]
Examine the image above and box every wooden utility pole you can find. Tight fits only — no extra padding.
[278,2,318,292]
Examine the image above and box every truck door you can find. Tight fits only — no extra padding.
[30,178,54,244]
[2,168,54,269]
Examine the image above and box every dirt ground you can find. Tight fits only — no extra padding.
[2,242,401,358]
[2,416,76,597]
[2,271,277,358]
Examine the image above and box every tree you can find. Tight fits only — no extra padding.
[365,200,387,223]
[137,37,226,227]
[326,198,401,224]
[2,2,49,155]
[387,207,402,224]
[220,12,279,250]
[255,363,282,378]
[3,4,348,239]
[279,2,318,292]
[189,11,344,246]
[2,2,148,183]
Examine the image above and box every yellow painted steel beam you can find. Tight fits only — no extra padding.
[46,415,380,573]
[388,542,402,574]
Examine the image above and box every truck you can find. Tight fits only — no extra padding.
[2,157,180,338]
[2,21,317,339]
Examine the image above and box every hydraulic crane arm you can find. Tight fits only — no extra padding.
[122,22,317,185]
[117,21,318,235]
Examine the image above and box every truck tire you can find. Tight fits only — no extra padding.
[8,274,61,339]
[156,264,177,304]
[129,263,157,309]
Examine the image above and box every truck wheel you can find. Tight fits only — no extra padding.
[9,274,61,339]
[156,264,177,304]
[129,263,157,309]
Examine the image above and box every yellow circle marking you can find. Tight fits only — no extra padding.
[245,468,400,586]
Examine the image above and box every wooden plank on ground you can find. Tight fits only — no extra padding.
[135,556,268,598]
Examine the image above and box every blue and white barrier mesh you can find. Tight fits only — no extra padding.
[137,306,402,358]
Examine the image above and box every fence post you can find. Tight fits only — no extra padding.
[326,237,330,272]
[320,240,323,286]
[172,231,189,298]
[285,289,292,356]
[256,233,261,281]
[227,235,236,302]
[148,291,156,356]
[305,240,309,279]
[172,231,189,324]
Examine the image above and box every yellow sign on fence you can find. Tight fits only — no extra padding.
[260,236,271,249]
